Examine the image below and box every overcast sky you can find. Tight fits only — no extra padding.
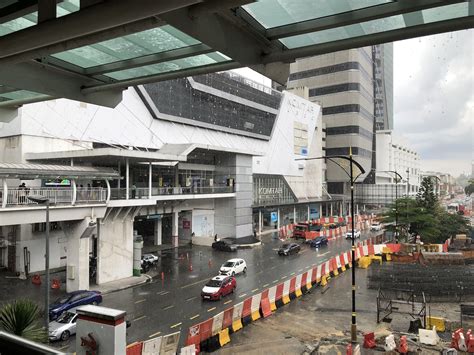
[234,30,473,177]
[393,29,473,177]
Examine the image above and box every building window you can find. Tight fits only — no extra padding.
[326,147,372,158]
[326,125,373,140]
[322,104,374,122]
[289,61,372,82]
[32,222,61,233]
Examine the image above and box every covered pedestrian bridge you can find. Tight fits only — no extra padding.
[0,0,472,109]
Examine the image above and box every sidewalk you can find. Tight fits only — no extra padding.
[92,274,152,295]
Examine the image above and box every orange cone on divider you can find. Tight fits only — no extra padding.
[51,278,60,289]
[189,263,193,271]
[32,274,41,285]
[398,335,408,353]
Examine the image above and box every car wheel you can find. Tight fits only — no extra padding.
[243,267,247,273]
[60,330,70,341]
[218,293,222,300]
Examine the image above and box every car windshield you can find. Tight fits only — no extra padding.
[206,280,222,287]
[223,262,235,267]
[57,312,75,324]
[54,296,70,305]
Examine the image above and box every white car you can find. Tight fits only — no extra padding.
[49,311,78,341]
[141,253,159,265]
[219,258,247,276]
[346,230,361,239]
[370,222,382,231]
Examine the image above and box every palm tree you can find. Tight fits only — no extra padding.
[0,299,47,343]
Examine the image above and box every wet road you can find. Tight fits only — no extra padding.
[51,231,375,352]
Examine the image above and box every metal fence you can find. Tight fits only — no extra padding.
[4,188,106,207]
[110,186,233,200]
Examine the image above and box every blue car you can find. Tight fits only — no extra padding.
[49,290,102,320]
[309,236,328,248]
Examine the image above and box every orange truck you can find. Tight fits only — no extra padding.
[293,222,323,241]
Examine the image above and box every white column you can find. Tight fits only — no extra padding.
[70,158,74,167]
[71,179,77,206]
[64,219,90,292]
[307,205,310,221]
[319,204,323,219]
[330,203,333,216]
[277,208,280,230]
[340,202,343,216]
[117,161,121,189]
[2,178,7,208]
[293,205,296,223]
[258,210,262,235]
[125,158,129,200]
[148,162,152,199]
[154,218,162,245]
[105,180,111,202]
[172,210,179,248]
[356,204,359,216]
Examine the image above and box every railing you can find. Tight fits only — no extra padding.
[2,188,106,207]
[110,185,234,200]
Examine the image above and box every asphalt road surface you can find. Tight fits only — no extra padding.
[51,231,375,352]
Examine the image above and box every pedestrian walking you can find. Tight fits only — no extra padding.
[131,183,137,199]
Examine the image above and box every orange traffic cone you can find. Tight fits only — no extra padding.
[398,335,408,354]
[189,263,193,271]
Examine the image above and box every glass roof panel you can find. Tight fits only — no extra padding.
[51,25,202,68]
[0,1,79,37]
[242,0,392,29]
[0,90,46,101]
[280,2,470,49]
[104,52,231,81]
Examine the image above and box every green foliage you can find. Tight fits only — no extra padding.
[0,299,47,343]
[382,195,471,244]
[465,179,474,196]
[416,177,438,211]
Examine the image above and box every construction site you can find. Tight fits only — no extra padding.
[216,234,474,354]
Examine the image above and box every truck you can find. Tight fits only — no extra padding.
[293,222,323,241]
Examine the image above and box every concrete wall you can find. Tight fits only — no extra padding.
[97,216,133,284]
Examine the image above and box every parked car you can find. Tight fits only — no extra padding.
[219,258,247,276]
[309,236,328,248]
[278,243,301,256]
[345,230,361,239]
[370,222,383,231]
[212,239,237,252]
[49,310,78,341]
[141,253,159,266]
[201,275,236,301]
[49,290,102,321]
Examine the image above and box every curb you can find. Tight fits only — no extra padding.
[99,274,152,296]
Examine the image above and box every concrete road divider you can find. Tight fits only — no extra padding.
[231,302,243,332]
[268,285,277,311]
[282,279,291,305]
[241,298,252,326]
[260,289,272,318]
[250,293,262,321]
[218,328,230,347]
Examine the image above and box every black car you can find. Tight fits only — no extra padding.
[212,240,237,252]
[278,243,300,256]
[309,236,328,248]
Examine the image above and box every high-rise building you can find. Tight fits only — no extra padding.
[373,43,394,131]
[287,47,376,196]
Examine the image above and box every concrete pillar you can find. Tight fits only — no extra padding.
[2,178,7,208]
[293,205,296,223]
[348,203,352,217]
[76,306,126,355]
[319,204,323,219]
[118,161,121,189]
[148,162,152,199]
[175,166,179,187]
[71,179,77,206]
[62,219,90,292]
[277,208,280,230]
[125,159,129,200]
[307,205,310,221]
[356,204,359,216]
[258,210,262,235]
[172,210,179,248]
[96,212,133,284]
[340,202,343,216]
[330,203,333,216]
[70,158,74,167]
[154,218,162,245]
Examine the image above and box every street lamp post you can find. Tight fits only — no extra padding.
[27,195,50,331]
[297,151,365,344]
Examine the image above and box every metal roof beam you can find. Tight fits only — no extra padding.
[265,0,466,40]
[0,61,122,107]
[0,0,38,24]
[264,16,474,64]
[0,0,201,65]
[84,43,213,76]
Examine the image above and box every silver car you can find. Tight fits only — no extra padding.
[49,311,78,341]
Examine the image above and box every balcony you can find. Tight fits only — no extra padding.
[110,186,234,199]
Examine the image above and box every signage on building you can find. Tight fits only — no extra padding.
[253,174,297,206]
[183,220,191,229]
[270,212,278,222]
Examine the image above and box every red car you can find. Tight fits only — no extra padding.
[201,275,236,301]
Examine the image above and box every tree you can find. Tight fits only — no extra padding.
[0,299,47,343]
[465,179,474,196]
[416,177,438,212]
